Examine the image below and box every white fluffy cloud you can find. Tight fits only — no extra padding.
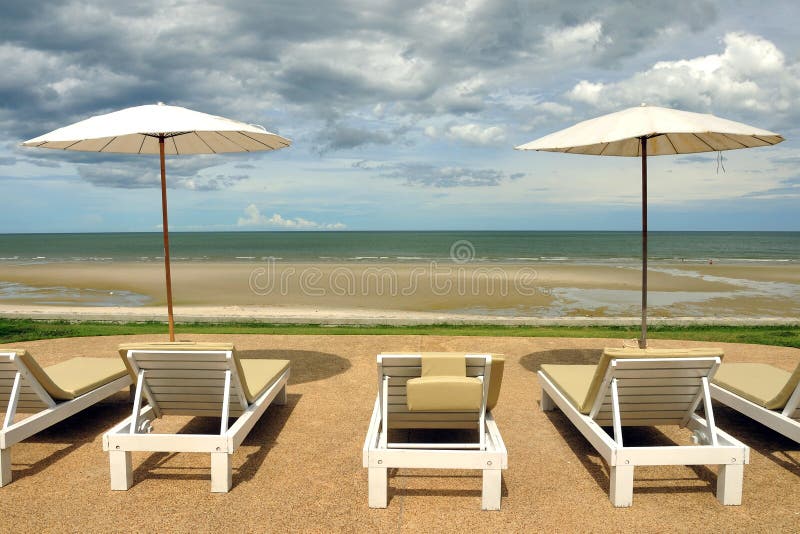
[566,32,800,120]
[424,123,506,146]
[542,21,610,59]
[237,204,345,229]
[440,123,506,146]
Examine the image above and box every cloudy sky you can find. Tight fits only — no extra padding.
[1,0,798,232]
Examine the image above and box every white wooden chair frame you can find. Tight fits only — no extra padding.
[103,349,289,493]
[710,379,800,444]
[539,357,749,507]
[363,353,507,510]
[1,351,131,486]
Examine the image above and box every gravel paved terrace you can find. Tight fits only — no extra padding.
[1,334,798,532]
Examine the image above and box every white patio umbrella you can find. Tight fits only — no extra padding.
[23,103,291,340]
[516,104,783,347]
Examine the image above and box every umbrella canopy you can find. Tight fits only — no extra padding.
[23,103,291,340]
[516,104,783,347]
[516,104,783,155]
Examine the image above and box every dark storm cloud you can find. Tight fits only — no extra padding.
[586,1,718,64]
[313,121,399,154]
[355,160,525,187]
[743,176,800,199]
[75,155,251,190]
[0,0,724,167]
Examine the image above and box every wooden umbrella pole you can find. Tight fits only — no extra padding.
[639,136,648,348]
[159,136,175,341]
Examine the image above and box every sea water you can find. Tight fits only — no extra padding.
[0,231,797,265]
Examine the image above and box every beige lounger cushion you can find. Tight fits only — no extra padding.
[237,359,291,403]
[422,353,503,410]
[712,363,800,410]
[406,353,500,412]
[118,342,289,403]
[407,376,483,411]
[486,355,504,411]
[421,352,467,376]
[541,347,724,414]
[538,364,596,413]
[8,349,127,401]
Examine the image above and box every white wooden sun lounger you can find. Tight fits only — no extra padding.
[103,342,290,492]
[1,349,131,486]
[710,361,800,444]
[363,353,507,510]
[538,347,749,507]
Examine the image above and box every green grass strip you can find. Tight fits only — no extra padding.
[1,318,798,348]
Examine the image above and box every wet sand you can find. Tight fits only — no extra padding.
[1,261,799,319]
[0,334,798,532]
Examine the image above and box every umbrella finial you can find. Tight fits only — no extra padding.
[157,101,165,106]
[640,102,647,107]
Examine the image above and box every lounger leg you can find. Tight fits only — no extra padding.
[481,468,502,510]
[275,384,287,406]
[716,464,743,506]
[211,452,232,493]
[1,448,11,487]
[368,467,388,508]
[609,464,634,507]
[109,450,133,490]
[540,389,554,411]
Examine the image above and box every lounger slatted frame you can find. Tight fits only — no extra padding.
[103,349,289,493]
[1,351,132,486]
[710,376,800,443]
[539,356,749,507]
[363,353,507,510]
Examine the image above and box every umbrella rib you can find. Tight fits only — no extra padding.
[170,136,180,155]
[752,135,772,145]
[194,132,217,154]
[215,131,243,151]
[598,143,611,156]
[136,135,146,155]
[238,131,287,150]
[715,132,749,149]
[750,134,779,146]
[663,134,679,154]
[62,140,82,150]
[690,133,718,152]
[98,137,117,152]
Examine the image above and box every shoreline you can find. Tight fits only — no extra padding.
[1,261,799,319]
[0,304,798,326]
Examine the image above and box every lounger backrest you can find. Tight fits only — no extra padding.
[124,345,248,418]
[591,351,721,426]
[119,342,273,405]
[377,353,504,429]
[0,350,53,412]
[779,364,800,417]
[578,347,724,413]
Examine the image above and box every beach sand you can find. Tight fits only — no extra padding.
[0,334,798,532]
[1,261,799,320]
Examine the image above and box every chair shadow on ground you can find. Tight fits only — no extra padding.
[132,392,299,489]
[237,350,350,385]
[12,398,132,483]
[541,409,721,499]
[389,470,509,502]
[519,348,603,374]
[521,348,724,499]
[712,404,800,477]
[384,428,508,504]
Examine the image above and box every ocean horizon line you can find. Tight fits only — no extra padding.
[1,229,799,236]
